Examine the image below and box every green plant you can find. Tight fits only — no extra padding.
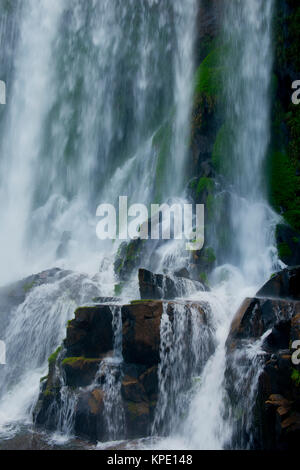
[48,346,62,365]
[291,368,300,387]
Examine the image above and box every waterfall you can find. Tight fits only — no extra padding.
[0,0,282,450]
[0,0,197,286]
[151,0,278,450]
[0,271,102,438]
[151,302,214,437]
[222,0,278,283]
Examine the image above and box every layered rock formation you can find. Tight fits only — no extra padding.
[34,299,213,443]
[225,267,300,449]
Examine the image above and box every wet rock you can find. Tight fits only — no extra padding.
[138,268,205,300]
[74,388,106,443]
[256,266,300,300]
[35,298,212,443]
[62,357,102,388]
[122,301,163,366]
[225,277,300,449]
[0,268,71,322]
[174,267,190,280]
[226,297,298,348]
[122,300,210,367]
[64,305,114,358]
[123,401,150,439]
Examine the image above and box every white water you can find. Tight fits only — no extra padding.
[0,0,281,450]
[0,271,102,438]
[0,0,196,286]
[147,0,279,450]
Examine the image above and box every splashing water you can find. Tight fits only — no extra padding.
[0,271,102,438]
[147,0,279,450]
[0,0,197,285]
[0,0,282,450]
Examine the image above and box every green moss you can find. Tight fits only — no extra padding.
[278,242,292,260]
[114,283,123,296]
[194,47,224,101]
[130,299,154,305]
[196,177,215,196]
[212,123,233,175]
[204,247,217,264]
[291,368,300,387]
[48,346,62,366]
[23,280,37,293]
[269,150,300,230]
[199,272,209,285]
[61,357,100,367]
[40,375,48,383]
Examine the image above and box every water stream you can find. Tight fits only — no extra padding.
[0,0,281,450]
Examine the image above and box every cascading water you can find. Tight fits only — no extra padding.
[151,302,214,437]
[0,0,197,285]
[149,0,279,450]
[0,0,197,445]
[0,270,102,439]
[0,0,284,451]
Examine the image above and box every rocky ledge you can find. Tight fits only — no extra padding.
[34,299,213,443]
[225,266,300,450]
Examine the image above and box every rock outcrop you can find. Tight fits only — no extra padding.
[225,267,300,450]
[34,298,212,443]
[138,268,205,301]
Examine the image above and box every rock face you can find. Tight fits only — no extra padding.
[64,305,114,358]
[256,266,300,300]
[34,299,212,443]
[0,268,72,335]
[138,268,205,300]
[225,267,300,450]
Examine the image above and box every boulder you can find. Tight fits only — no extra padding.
[256,266,300,300]
[74,388,106,443]
[226,297,299,348]
[35,298,212,443]
[62,357,102,388]
[225,274,300,449]
[122,300,210,367]
[122,301,163,366]
[64,305,114,358]
[138,268,205,300]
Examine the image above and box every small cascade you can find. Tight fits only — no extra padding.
[152,302,214,437]
[92,306,125,441]
[224,330,271,449]
[0,271,102,438]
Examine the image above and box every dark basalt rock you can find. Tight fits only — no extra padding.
[122,301,163,366]
[62,357,102,388]
[225,268,300,450]
[64,305,114,358]
[138,268,205,300]
[74,388,106,442]
[226,297,299,348]
[256,266,300,300]
[122,300,210,367]
[34,298,212,443]
[0,268,72,335]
